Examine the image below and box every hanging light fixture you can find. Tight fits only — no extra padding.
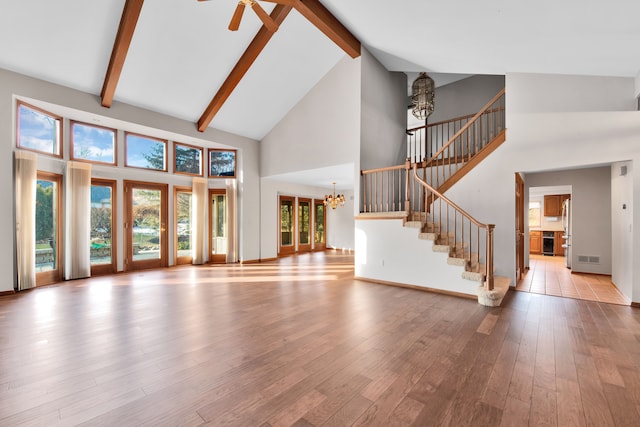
[324,182,345,209]
[411,72,435,120]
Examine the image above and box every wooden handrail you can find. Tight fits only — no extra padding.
[361,163,407,175]
[413,165,489,229]
[426,88,505,164]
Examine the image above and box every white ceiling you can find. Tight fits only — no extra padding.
[1,0,639,191]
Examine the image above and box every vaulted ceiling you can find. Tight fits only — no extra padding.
[2,0,639,141]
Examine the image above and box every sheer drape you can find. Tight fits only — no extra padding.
[15,150,37,291]
[65,161,91,280]
[192,177,208,264]
[226,179,238,263]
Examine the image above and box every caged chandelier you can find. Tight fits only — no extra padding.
[411,72,435,120]
[324,182,345,209]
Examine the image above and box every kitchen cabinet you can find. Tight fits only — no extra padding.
[554,231,565,256]
[530,230,542,254]
[544,194,570,217]
[544,195,561,216]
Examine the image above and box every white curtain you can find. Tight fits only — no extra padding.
[192,177,208,264]
[226,179,238,263]
[65,161,92,280]
[15,150,37,291]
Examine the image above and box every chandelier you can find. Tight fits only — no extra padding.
[411,72,435,120]
[324,182,345,209]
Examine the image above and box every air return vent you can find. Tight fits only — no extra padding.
[577,255,600,264]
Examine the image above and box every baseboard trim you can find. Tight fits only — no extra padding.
[0,290,15,297]
[631,302,640,308]
[354,276,476,300]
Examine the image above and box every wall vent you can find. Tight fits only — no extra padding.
[577,255,600,264]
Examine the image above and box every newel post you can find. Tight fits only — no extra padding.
[486,224,495,291]
[404,159,411,215]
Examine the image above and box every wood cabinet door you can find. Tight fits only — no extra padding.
[554,231,565,256]
[544,195,561,216]
[530,231,542,254]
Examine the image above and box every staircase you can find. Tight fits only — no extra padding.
[357,89,510,306]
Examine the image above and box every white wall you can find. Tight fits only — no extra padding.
[326,190,355,251]
[444,72,640,302]
[525,168,611,275]
[611,161,633,297]
[0,68,261,292]
[360,49,408,169]
[260,55,361,177]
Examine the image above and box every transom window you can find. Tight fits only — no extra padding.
[16,101,62,157]
[71,121,117,165]
[174,142,203,176]
[125,132,167,171]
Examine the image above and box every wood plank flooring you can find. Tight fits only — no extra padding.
[1,251,639,426]
[516,254,630,305]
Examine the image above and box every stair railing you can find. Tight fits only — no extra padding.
[413,164,495,290]
[360,160,410,213]
[410,89,506,190]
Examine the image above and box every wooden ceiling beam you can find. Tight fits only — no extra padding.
[293,0,360,59]
[100,0,145,108]
[197,4,293,132]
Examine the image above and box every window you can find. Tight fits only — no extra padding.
[174,142,203,176]
[279,196,295,255]
[125,132,167,171]
[17,101,62,157]
[91,179,116,275]
[71,121,116,165]
[208,149,236,178]
[209,190,227,263]
[529,201,541,228]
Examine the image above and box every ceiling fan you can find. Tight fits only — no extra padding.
[198,0,290,33]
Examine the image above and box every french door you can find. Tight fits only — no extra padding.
[35,172,62,285]
[175,186,193,265]
[279,196,296,255]
[209,189,227,263]
[314,199,326,250]
[298,198,311,252]
[90,178,117,275]
[124,180,168,271]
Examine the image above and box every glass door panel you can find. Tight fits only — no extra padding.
[124,181,168,271]
[36,172,62,285]
[279,196,295,255]
[90,179,116,275]
[314,199,326,250]
[298,198,311,252]
[175,187,192,265]
[209,189,227,263]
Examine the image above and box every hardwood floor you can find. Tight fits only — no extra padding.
[516,254,630,305]
[1,251,639,426]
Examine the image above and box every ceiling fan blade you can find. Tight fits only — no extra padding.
[251,1,279,32]
[228,2,246,31]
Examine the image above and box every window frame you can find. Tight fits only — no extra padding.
[70,120,117,166]
[174,141,204,176]
[208,148,237,178]
[124,131,168,172]
[16,100,63,158]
